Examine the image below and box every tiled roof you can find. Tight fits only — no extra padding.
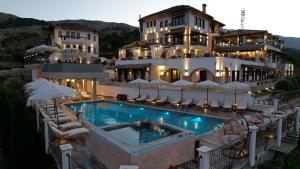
[139,5,225,26]
[51,22,99,33]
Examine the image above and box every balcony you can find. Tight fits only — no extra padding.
[40,63,107,79]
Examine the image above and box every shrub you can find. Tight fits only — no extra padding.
[275,79,296,91]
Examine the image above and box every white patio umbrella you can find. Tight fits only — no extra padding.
[222,81,251,105]
[25,79,52,93]
[26,44,53,53]
[129,78,149,97]
[196,80,220,104]
[171,80,194,101]
[149,79,169,99]
[27,84,75,127]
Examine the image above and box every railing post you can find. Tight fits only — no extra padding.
[273,98,279,110]
[197,146,212,169]
[93,78,97,100]
[249,125,258,167]
[276,115,284,146]
[295,107,300,134]
[44,120,50,154]
[60,144,73,169]
[36,108,40,133]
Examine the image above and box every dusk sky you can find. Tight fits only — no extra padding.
[1,0,299,37]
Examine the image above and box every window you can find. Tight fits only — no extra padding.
[58,31,62,37]
[76,32,80,39]
[66,31,70,37]
[153,20,156,27]
[150,21,152,27]
[87,46,91,53]
[160,21,163,28]
[66,44,70,48]
[147,22,149,28]
[160,38,163,43]
[94,48,97,54]
[165,20,168,27]
[73,45,76,48]
[87,33,91,40]
[93,36,96,41]
[202,20,205,28]
[199,19,202,27]
[71,32,75,39]
[172,15,184,26]
[194,17,198,26]
[78,45,82,50]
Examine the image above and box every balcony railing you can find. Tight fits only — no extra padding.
[41,63,104,73]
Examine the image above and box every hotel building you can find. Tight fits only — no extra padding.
[49,23,100,64]
[116,5,293,86]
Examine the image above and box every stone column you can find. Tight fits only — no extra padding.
[249,125,258,167]
[93,78,97,100]
[276,115,284,146]
[197,146,212,169]
[60,144,73,169]
[295,107,300,133]
[44,120,50,154]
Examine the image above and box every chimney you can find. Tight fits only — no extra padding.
[202,4,207,13]
[139,14,141,20]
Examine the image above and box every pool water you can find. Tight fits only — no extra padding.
[66,101,224,135]
[104,121,181,146]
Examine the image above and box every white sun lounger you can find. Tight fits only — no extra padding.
[50,126,89,139]
[170,99,180,105]
[196,99,205,108]
[127,94,139,102]
[136,94,148,102]
[155,96,168,104]
[223,100,233,109]
[210,99,219,109]
[181,99,193,107]
[49,121,82,130]
[146,96,157,103]
[81,91,91,100]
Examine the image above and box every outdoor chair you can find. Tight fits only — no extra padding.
[127,94,139,102]
[196,99,206,108]
[146,95,157,103]
[170,99,180,106]
[136,94,148,103]
[81,91,91,100]
[181,99,193,107]
[155,96,168,105]
[210,99,219,109]
[49,121,83,131]
[49,125,89,140]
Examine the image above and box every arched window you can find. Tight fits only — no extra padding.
[76,32,80,39]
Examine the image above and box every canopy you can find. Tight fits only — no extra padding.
[25,79,52,93]
[196,80,220,88]
[149,79,169,99]
[222,81,250,91]
[27,84,74,107]
[170,80,194,87]
[196,80,220,105]
[129,78,149,98]
[26,44,54,53]
[171,80,194,101]
[222,81,251,106]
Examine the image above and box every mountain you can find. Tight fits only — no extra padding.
[281,37,300,50]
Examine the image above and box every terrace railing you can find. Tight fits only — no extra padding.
[209,144,234,169]
[176,159,199,169]
[67,153,86,169]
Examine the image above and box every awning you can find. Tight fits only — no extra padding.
[115,63,151,69]
[215,44,264,52]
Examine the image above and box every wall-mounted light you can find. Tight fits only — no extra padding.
[184,69,189,76]
[160,69,164,76]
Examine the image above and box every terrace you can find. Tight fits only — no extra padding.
[26,79,300,169]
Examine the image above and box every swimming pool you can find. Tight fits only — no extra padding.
[66,100,224,135]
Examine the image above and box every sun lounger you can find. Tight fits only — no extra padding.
[81,91,91,100]
[170,99,180,106]
[127,94,139,102]
[49,126,89,139]
[181,99,193,107]
[39,108,74,123]
[237,101,247,110]
[146,96,157,103]
[49,121,82,131]
[136,94,148,102]
[210,99,219,109]
[196,99,205,108]
[72,92,81,101]
[155,96,168,105]
[223,100,233,110]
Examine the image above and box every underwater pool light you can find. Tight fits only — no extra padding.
[164,112,170,115]
[139,107,144,110]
